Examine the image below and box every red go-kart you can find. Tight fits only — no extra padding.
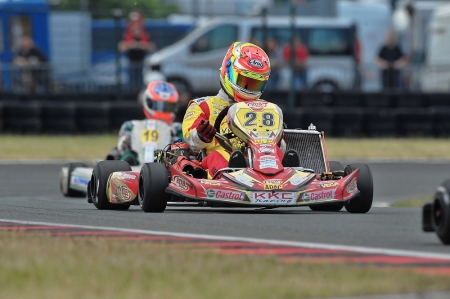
[87,101,373,213]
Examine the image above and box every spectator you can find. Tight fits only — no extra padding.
[265,37,283,90]
[282,36,309,89]
[375,30,408,90]
[119,22,155,92]
[12,36,49,93]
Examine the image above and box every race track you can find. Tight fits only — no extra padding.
[0,161,449,254]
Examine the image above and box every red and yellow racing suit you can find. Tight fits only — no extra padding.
[182,89,233,178]
[182,89,285,178]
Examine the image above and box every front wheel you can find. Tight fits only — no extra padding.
[91,160,132,210]
[431,180,450,244]
[139,163,170,212]
[344,163,373,213]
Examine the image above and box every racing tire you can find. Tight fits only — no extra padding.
[344,163,373,214]
[431,180,450,245]
[61,162,88,198]
[309,161,344,212]
[139,163,170,213]
[91,160,132,210]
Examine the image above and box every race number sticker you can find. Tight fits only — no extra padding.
[141,129,159,143]
[235,109,280,132]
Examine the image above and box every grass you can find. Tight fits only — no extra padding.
[1,135,450,160]
[392,196,433,208]
[0,232,449,299]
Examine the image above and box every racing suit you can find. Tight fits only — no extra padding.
[107,119,182,165]
[182,89,233,178]
[182,89,285,178]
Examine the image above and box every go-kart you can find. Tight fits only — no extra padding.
[59,119,173,197]
[88,100,373,213]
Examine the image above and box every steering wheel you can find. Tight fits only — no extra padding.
[213,106,235,152]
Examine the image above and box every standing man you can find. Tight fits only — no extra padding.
[375,30,408,90]
[282,36,309,89]
[119,22,155,92]
[13,36,49,93]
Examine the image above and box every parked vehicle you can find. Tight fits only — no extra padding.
[144,17,359,93]
[420,4,450,92]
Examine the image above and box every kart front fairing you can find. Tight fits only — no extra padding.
[165,166,360,207]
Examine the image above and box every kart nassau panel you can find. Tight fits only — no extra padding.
[166,166,360,207]
[69,167,94,192]
[106,171,140,203]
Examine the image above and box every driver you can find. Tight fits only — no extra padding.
[107,80,182,165]
[182,42,285,178]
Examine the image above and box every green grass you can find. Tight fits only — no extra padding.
[392,196,433,208]
[1,135,450,160]
[1,232,449,299]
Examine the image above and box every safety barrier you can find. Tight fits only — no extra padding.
[1,100,450,137]
[0,90,448,136]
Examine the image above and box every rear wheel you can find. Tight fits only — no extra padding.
[61,162,88,197]
[139,163,170,212]
[432,180,450,244]
[344,163,373,213]
[309,161,344,212]
[91,160,132,210]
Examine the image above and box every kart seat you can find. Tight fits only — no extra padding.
[228,151,247,168]
[282,150,300,167]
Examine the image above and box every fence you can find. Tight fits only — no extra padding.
[2,63,450,95]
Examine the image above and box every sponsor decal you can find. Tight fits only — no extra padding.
[289,173,310,186]
[258,145,275,153]
[302,189,336,202]
[320,182,339,188]
[206,189,245,201]
[248,59,263,69]
[118,185,132,201]
[212,102,225,110]
[263,179,283,190]
[198,180,220,186]
[233,173,254,187]
[250,192,296,205]
[172,175,190,191]
[246,101,267,109]
[346,178,357,194]
[120,173,137,180]
[183,112,195,120]
[252,138,275,144]
[259,156,278,169]
[72,176,89,187]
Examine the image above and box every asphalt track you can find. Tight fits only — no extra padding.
[0,160,449,255]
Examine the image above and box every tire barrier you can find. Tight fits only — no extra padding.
[0,92,449,136]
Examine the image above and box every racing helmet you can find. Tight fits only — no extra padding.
[220,42,271,102]
[143,81,179,124]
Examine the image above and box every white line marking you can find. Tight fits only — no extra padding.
[1,218,450,260]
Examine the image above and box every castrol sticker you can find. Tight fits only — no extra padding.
[302,189,336,202]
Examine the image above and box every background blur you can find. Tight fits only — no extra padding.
[0,0,449,137]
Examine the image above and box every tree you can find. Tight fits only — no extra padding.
[53,0,179,19]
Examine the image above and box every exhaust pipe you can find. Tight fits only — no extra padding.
[422,180,450,245]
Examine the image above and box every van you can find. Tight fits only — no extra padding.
[144,16,359,94]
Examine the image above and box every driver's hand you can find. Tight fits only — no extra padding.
[197,120,216,143]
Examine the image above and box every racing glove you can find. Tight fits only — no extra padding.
[197,120,216,143]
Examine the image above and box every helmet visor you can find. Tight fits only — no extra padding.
[146,98,178,113]
[227,66,267,93]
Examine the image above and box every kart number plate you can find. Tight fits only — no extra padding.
[141,129,159,143]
